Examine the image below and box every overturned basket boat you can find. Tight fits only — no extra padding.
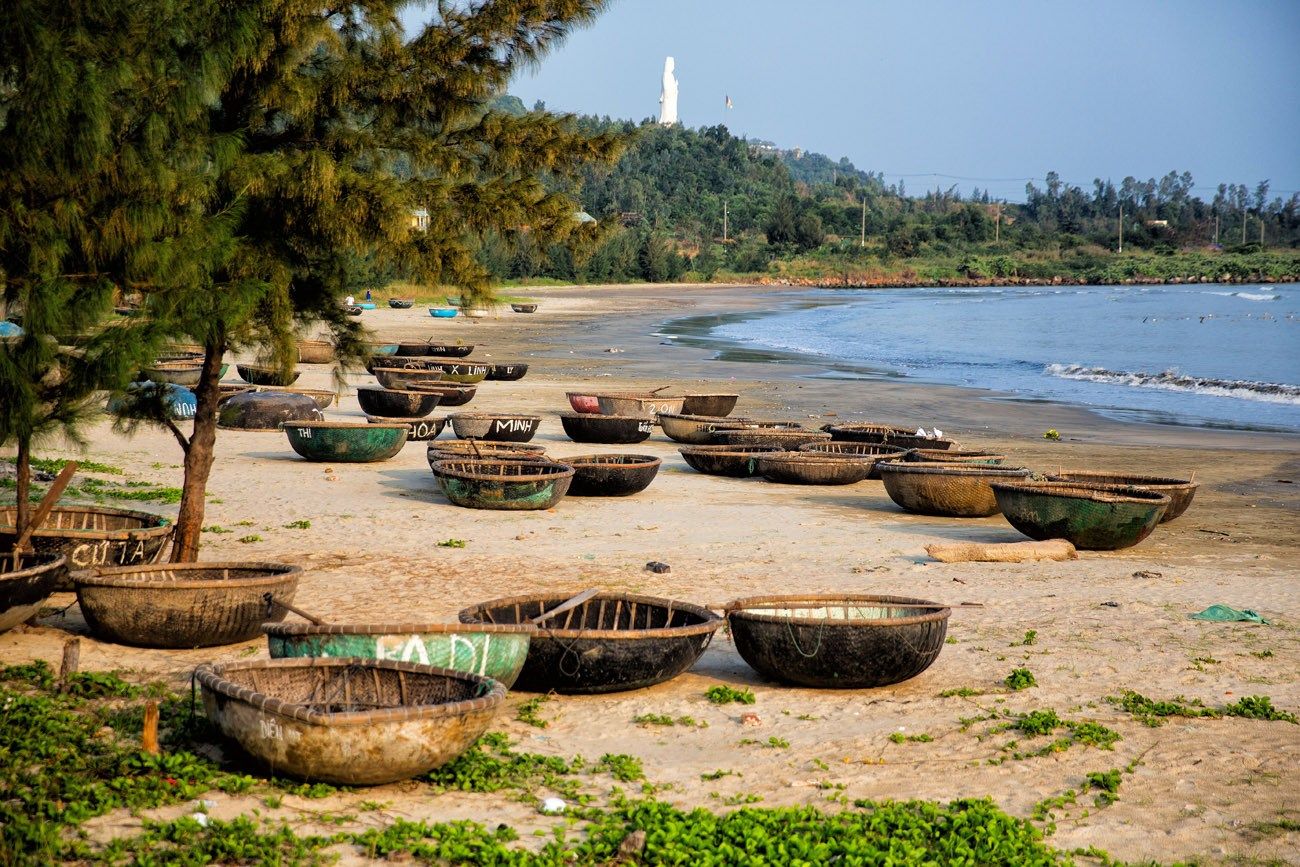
[564,454,662,497]
[75,562,301,648]
[711,428,831,450]
[0,553,66,634]
[1045,470,1197,522]
[0,505,172,592]
[485,363,529,382]
[284,420,408,463]
[992,481,1170,550]
[449,412,541,442]
[234,385,336,411]
[560,412,653,444]
[357,385,441,418]
[366,415,446,442]
[197,658,503,785]
[237,364,300,387]
[726,594,950,688]
[678,445,780,477]
[680,394,739,417]
[435,460,573,510]
[264,622,535,688]
[797,442,910,479]
[459,592,720,694]
[510,303,538,313]
[218,391,323,431]
[826,423,955,451]
[754,452,876,485]
[879,463,1033,517]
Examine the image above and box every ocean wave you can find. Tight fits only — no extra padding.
[1045,364,1300,405]
[1208,290,1281,301]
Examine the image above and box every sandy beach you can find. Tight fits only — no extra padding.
[3,283,1297,863]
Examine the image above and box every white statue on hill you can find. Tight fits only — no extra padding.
[658,56,678,125]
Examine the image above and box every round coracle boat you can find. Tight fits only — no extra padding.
[139,361,203,388]
[658,414,799,445]
[429,307,458,318]
[408,384,477,407]
[356,385,441,418]
[903,449,1006,465]
[710,428,831,450]
[425,361,489,384]
[825,423,955,451]
[566,391,601,414]
[284,420,408,463]
[678,445,781,477]
[74,562,301,648]
[679,394,739,417]
[107,382,197,421]
[435,460,573,510]
[196,658,503,784]
[449,413,541,442]
[296,339,336,364]
[345,305,363,316]
[510,303,538,313]
[237,364,300,387]
[426,440,546,469]
[879,462,1033,517]
[0,553,67,634]
[218,391,323,431]
[753,452,876,486]
[797,442,910,479]
[992,481,1170,550]
[366,415,446,442]
[388,298,414,309]
[426,343,474,358]
[726,594,950,688]
[231,385,336,411]
[485,363,528,382]
[0,505,172,592]
[459,592,721,694]
[1045,470,1197,522]
[366,341,399,356]
[595,393,687,420]
[563,454,662,497]
[560,412,653,444]
[264,622,535,688]
[373,367,446,391]
[395,341,436,357]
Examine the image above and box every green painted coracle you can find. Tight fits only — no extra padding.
[283,420,407,462]
[263,622,535,688]
[991,481,1170,550]
[435,460,573,510]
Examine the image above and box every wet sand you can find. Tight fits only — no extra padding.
[4,283,1298,863]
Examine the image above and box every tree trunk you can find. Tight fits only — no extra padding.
[169,330,225,562]
[14,437,31,549]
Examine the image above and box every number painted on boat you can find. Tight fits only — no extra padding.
[637,422,653,433]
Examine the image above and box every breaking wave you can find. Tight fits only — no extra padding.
[1045,364,1300,405]
[1208,290,1281,301]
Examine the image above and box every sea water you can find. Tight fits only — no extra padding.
[676,284,1299,432]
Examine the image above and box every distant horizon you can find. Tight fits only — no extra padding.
[402,1,1300,204]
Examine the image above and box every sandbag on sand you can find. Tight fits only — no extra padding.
[925,539,1078,563]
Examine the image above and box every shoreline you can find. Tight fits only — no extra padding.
[2,281,1297,864]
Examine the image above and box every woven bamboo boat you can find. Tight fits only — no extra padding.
[425,343,474,358]
[139,361,203,388]
[564,455,662,497]
[388,298,414,309]
[396,341,434,357]
[237,364,300,387]
[595,394,687,419]
[459,592,721,693]
[680,394,739,417]
[0,553,66,634]
[754,452,876,485]
[726,594,950,688]
[107,382,197,421]
[426,441,546,469]
[284,421,408,462]
[903,449,1006,465]
[485,363,529,382]
[75,562,301,648]
[1045,471,1197,522]
[560,412,653,444]
[296,340,336,364]
[566,392,601,414]
[366,342,399,356]
[264,622,535,688]
[366,415,446,442]
[356,386,441,418]
[992,482,1170,550]
[658,414,798,445]
[449,413,541,442]
[424,362,489,384]
[797,442,910,479]
[196,658,503,784]
[711,428,831,450]
[239,386,337,410]
[825,423,955,451]
[510,303,538,313]
[408,384,477,407]
[880,463,1033,517]
[435,460,573,510]
[0,505,172,592]
[678,445,781,477]
[218,391,323,431]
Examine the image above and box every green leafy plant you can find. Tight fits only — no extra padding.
[1112,690,1296,726]
[282,520,311,529]
[889,732,934,744]
[202,525,232,534]
[437,538,467,548]
[1005,668,1037,691]
[705,685,755,705]
[1012,630,1038,647]
[516,696,551,729]
[237,534,262,544]
[1043,429,1061,441]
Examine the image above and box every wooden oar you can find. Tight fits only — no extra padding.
[263,592,328,626]
[12,462,79,562]
[530,588,601,625]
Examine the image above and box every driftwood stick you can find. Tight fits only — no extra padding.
[925,539,1078,563]
[58,637,81,691]
[142,701,160,755]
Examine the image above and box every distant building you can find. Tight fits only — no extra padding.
[410,208,430,231]
[1146,219,1169,229]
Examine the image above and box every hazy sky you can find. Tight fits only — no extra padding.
[407,1,1300,202]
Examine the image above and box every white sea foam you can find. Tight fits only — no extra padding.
[1207,290,1281,301]
[1045,364,1300,405]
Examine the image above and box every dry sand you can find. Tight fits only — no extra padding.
[4,283,1298,863]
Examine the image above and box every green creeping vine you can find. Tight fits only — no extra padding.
[1111,690,1297,726]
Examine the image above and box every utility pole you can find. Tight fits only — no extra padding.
[1260,217,1264,247]
[995,202,1001,244]
[859,195,866,247]
[1118,204,1123,253]
[1242,207,1247,244]
[1214,214,1219,245]
[722,200,728,243]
